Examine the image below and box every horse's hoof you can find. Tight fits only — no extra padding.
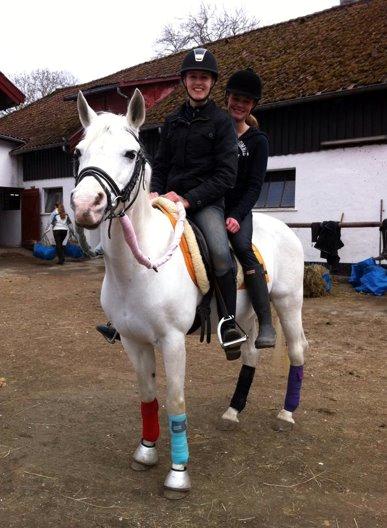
[273,409,295,432]
[163,488,190,500]
[163,466,191,499]
[131,441,158,470]
[218,407,239,430]
[131,460,154,471]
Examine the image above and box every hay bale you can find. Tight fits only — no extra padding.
[303,264,330,298]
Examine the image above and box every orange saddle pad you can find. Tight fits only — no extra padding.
[155,203,269,288]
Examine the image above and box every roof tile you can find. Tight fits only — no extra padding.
[0,0,385,153]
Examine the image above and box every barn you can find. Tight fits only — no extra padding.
[0,0,385,266]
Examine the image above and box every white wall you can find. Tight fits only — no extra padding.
[26,177,101,248]
[256,144,387,263]
[2,141,386,261]
[0,140,23,188]
[0,140,23,246]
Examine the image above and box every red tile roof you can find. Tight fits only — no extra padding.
[0,0,385,154]
[0,72,25,110]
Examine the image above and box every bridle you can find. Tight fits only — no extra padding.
[72,126,187,274]
[73,129,147,236]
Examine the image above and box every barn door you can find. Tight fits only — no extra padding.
[21,188,40,248]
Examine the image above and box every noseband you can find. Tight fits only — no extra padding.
[74,130,147,234]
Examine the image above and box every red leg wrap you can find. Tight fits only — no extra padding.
[141,399,160,443]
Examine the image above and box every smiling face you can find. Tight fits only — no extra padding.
[227,93,256,124]
[184,70,215,104]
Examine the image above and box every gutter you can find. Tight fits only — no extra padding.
[63,75,180,102]
[11,142,65,156]
[257,83,387,111]
[0,134,25,145]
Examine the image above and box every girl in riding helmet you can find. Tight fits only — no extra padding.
[150,48,245,359]
[224,68,276,348]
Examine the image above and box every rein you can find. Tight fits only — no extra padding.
[119,201,186,272]
[74,129,185,271]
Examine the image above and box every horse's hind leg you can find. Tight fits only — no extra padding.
[272,294,308,429]
[221,318,261,428]
[121,338,159,470]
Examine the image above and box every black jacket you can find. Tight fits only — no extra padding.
[150,100,238,211]
[225,127,269,223]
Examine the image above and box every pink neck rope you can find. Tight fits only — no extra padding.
[119,201,186,272]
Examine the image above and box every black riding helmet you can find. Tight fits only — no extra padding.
[226,68,262,101]
[180,48,218,80]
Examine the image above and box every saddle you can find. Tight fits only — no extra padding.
[153,197,268,294]
[153,197,269,344]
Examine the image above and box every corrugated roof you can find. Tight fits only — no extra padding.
[0,0,385,154]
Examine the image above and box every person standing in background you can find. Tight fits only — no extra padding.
[51,204,72,265]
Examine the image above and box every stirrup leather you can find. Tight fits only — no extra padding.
[217,316,248,350]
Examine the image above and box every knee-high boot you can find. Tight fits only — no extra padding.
[216,270,244,361]
[244,267,276,348]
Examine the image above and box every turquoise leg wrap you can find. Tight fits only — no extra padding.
[168,413,189,465]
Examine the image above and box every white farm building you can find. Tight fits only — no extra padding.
[0,0,385,269]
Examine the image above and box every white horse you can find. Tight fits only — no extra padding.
[71,89,308,499]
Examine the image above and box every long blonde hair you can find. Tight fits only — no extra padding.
[246,114,259,127]
[57,204,66,220]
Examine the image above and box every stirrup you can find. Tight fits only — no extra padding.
[217,316,247,350]
[97,322,119,344]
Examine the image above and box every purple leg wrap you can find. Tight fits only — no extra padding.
[230,365,255,412]
[284,365,304,412]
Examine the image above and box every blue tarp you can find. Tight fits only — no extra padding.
[322,272,333,293]
[64,243,84,258]
[348,258,387,296]
[33,243,56,260]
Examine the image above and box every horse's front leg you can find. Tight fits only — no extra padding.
[159,331,191,500]
[121,338,159,470]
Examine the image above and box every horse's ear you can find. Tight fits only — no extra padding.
[77,91,97,128]
[126,88,145,129]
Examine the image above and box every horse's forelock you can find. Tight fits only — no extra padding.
[81,113,135,150]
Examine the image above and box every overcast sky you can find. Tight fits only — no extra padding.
[1,0,339,83]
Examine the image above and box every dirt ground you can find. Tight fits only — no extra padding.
[0,250,386,528]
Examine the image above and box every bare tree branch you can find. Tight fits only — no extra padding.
[0,68,77,116]
[154,2,259,57]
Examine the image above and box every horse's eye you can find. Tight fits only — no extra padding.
[73,148,81,159]
[125,150,136,160]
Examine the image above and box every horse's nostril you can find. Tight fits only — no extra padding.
[94,192,104,206]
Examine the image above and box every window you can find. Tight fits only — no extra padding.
[0,188,21,210]
[255,169,295,209]
[44,187,63,213]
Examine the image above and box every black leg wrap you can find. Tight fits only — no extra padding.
[230,365,256,413]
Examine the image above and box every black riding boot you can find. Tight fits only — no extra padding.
[216,270,245,361]
[244,267,276,348]
[96,322,121,344]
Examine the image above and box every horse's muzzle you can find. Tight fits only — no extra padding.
[71,186,107,228]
